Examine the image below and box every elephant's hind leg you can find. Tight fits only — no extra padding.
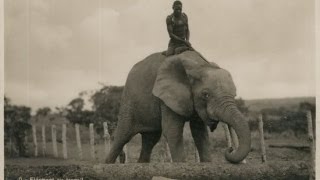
[105,102,135,163]
[105,129,135,163]
[138,131,162,163]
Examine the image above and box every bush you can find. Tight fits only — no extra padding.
[4,96,32,157]
[91,86,124,137]
[249,110,309,137]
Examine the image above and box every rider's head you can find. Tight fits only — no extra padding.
[172,1,182,16]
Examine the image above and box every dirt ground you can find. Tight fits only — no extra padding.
[5,145,312,180]
[5,159,310,180]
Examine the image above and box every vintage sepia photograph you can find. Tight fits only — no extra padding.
[2,0,317,179]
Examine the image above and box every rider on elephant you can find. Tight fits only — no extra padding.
[166,0,192,56]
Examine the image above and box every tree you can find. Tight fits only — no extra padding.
[36,107,51,117]
[4,96,32,157]
[66,97,94,126]
[68,98,84,112]
[261,106,288,116]
[91,86,124,137]
[4,96,10,106]
[35,107,51,122]
[235,97,249,115]
[55,106,68,116]
[90,85,126,161]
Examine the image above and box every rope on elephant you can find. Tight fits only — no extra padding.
[162,48,209,63]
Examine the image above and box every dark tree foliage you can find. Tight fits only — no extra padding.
[66,109,94,126]
[91,86,124,137]
[261,106,288,116]
[66,97,94,127]
[251,102,316,135]
[68,98,84,111]
[262,111,307,135]
[90,86,126,161]
[35,107,51,122]
[55,106,68,117]
[235,97,249,115]
[4,96,10,106]
[36,107,51,117]
[65,86,124,138]
[4,96,32,157]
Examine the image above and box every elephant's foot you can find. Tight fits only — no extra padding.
[200,156,212,162]
[137,157,150,163]
[171,154,186,162]
[105,149,123,164]
[119,151,126,163]
[105,156,117,164]
[137,132,162,163]
[169,144,186,162]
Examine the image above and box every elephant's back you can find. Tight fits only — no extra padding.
[122,52,166,130]
[126,52,165,92]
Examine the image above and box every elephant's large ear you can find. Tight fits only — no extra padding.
[152,51,217,116]
[152,55,194,117]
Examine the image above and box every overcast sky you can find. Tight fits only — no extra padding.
[4,0,315,112]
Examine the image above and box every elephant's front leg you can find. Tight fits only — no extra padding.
[161,103,186,162]
[190,118,211,162]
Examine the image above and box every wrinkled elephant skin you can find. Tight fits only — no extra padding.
[105,51,251,164]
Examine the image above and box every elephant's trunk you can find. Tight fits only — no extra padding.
[210,104,251,163]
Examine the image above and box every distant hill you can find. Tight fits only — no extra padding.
[245,97,315,112]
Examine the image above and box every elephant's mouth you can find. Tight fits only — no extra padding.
[207,118,219,132]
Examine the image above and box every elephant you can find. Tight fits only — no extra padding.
[105,50,251,163]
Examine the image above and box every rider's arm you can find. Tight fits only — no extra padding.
[185,14,190,41]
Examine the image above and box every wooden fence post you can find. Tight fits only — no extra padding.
[32,125,38,157]
[258,114,267,163]
[306,110,315,179]
[166,141,172,163]
[123,145,129,163]
[103,122,110,156]
[62,124,68,159]
[194,142,200,163]
[51,125,58,158]
[89,123,96,160]
[75,123,83,160]
[41,125,46,156]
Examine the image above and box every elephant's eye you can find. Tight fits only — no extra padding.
[201,90,210,100]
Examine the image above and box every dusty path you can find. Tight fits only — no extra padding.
[5,158,310,180]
